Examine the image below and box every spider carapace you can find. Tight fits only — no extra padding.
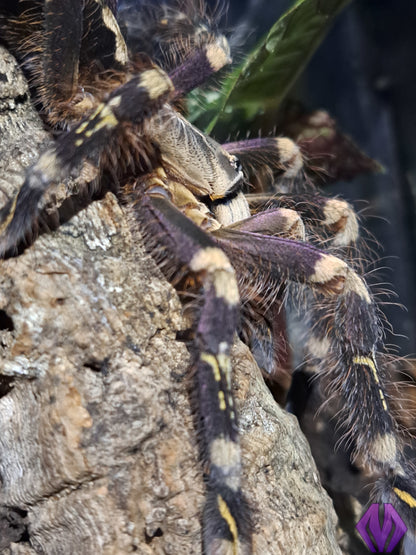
[0,1,415,553]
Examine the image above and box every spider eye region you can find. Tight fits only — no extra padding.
[227,155,243,184]
[231,156,242,174]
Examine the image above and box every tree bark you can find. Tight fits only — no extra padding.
[0,45,340,555]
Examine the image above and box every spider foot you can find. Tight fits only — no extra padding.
[377,463,416,537]
[203,486,251,555]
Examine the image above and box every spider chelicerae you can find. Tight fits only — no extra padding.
[0,1,415,553]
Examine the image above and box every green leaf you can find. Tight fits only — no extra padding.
[204,0,352,135]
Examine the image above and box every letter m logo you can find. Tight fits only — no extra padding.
[356,504,407,552]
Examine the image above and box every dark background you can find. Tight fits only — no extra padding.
[221,0,416,357]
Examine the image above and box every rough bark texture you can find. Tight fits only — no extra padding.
[0,46,340,555]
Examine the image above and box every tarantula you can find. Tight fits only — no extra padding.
[0,0,415,553]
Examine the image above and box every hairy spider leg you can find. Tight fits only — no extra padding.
[130,192,252,555]
[95,0,232,98]
[0,0,130,125]
[168,38,231,98]
[43,0,84,108]
[42,0,128,104]
[223,137,304,194]
[0,67,174,256]
[225,137,363,390]
[110,0,232,98]
[223,137,359,248]
[79,0,128,71]
[247,193,359,249]
[227,208,305,382]
[213,227,416,535]
[227,207,305,239]
[226,137,416,531]
[224,137,302,173]
[0,0,233,254]
[245,192,361,379]
[118,0,229,77]
[2,0,231,127]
